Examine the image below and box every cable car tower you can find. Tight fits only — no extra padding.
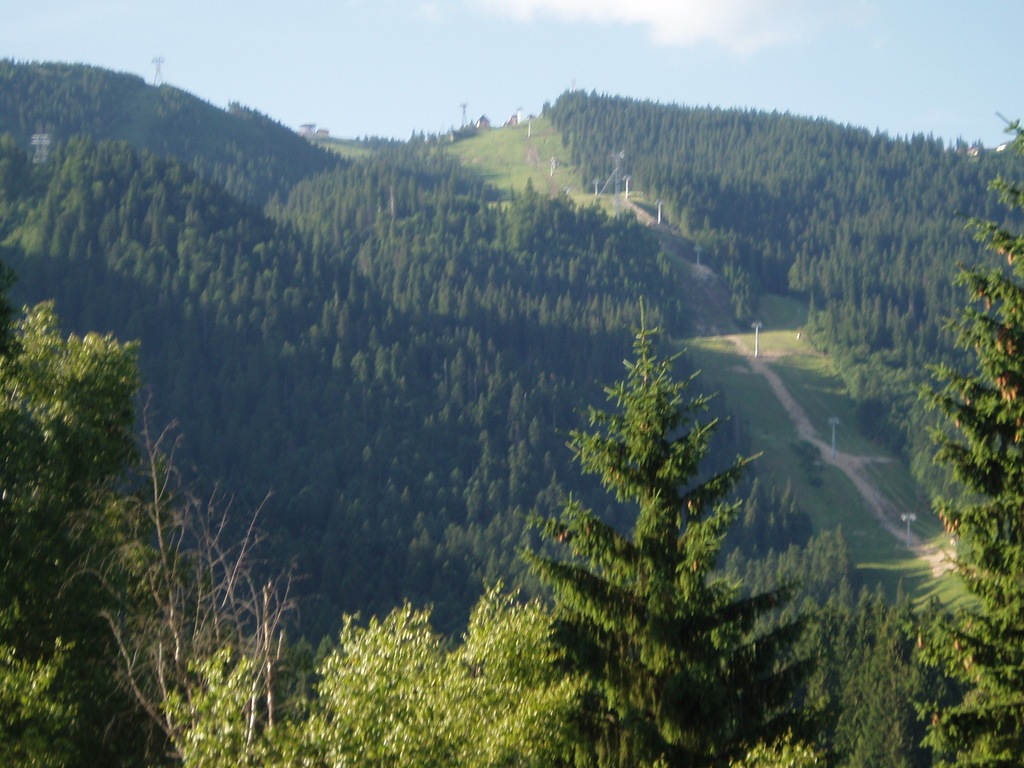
[596,151,625,215]
[31,133,51,164]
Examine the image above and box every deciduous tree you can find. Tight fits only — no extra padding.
[0,299,143,765]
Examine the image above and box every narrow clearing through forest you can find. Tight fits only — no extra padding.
[725,335,951,578]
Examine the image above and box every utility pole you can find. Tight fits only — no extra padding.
[612,151,623,216]
[656,199,663,223]
[901,513,917,548]
[829,417,840,459]
[751,321,762,357]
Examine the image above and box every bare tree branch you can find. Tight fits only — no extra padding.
[100,409,295,758]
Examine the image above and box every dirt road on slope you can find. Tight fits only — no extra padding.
[726,335,951,577]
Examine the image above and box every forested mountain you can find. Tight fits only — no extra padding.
[0,60,340,204]
[2,63,1014,631]
[0,63,718,635]
[5,59,1017,766]
[548,90,1024,488]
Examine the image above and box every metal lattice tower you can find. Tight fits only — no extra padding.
[597,151,624,195]
[152,56,164,85]
[31,133,51,164]
[460,102,468,127]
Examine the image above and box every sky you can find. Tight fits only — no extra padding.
[3,0,1022,147]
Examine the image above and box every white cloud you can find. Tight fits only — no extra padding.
[469,0,857,54]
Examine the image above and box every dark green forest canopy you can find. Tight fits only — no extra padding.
[0,61,1007,767]
[0,59,342,204]
[0,120,700,635]
[548,90,1024,483]
[4,58,1015,626]
[1,60,1017,643]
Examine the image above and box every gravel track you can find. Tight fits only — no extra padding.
[725,334,952,577]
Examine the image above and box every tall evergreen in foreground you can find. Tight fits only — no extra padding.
[526,322,811,768]
[922,122,1024,767]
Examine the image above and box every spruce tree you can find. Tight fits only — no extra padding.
[922,122,1024,767]
[526,322,810,768]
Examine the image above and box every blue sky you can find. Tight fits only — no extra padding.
[3,0,1022,147]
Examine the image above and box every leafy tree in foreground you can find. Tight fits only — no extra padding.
[0,299,144,765]
[169,586,582,768]
[307,587,581,768]
[526,322,812,768]
[922,122,1024,767]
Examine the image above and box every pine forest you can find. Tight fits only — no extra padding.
[2,60,1024,766]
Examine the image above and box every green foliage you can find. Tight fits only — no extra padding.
[810,588,937,768]
[727,525,946,768]
[729,733,822,768]
[527,323,811,767]
[0,631,75,768]
[0,59,340,204]
[2,60,1007,767]
[308,586,581,768]
[726,478,813,561]
[163,649,298,768]
[0,258,14,359]
[170,586,581,768]
[920,122,1024,767]
[547,90,1024,498]
[101,423,296,764]
[0,300,146,765]
[1,121,701,635]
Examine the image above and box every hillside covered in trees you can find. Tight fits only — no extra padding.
[548,91,1024,484]
[0,63,711,636]
[2,60,1023,766]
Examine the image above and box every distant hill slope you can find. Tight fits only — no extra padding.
[0,107,705,636]
[2,62,999,636]
[444,117,740,336]
[0,60,340,203]
[542,91,1024,496]
[442,113,963,599]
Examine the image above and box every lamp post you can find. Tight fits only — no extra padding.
[751,321,762,357]
[901,513,917,548]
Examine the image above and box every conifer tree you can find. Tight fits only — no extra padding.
[922,121,1024,767]
[526,322,810,768]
